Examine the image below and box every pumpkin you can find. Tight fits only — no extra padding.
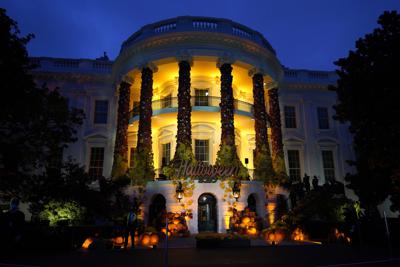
[173,219,180,225]
[81,237,93,249]
[242,216,251,224]
[247,227,257,235]
[141,234,150,247]
[150,233,159,245]
[113,236,124,246]
[264,230,285,244]
[292,228,306,241]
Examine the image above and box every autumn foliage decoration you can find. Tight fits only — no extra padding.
[112,81,131,178]
[252,73,274,183]
[130,67,155,183]
[216,63,248,179]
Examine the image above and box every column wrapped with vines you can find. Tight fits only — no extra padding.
[111,81,131,178]
[216,63,247,179]
[172,61,195,167]
[268,87,287,180]
[252,73,274,183]
[129,67,155,184]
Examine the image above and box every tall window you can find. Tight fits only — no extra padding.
[195,139,209,164]
[322,150,335,181]
[94,100,108,124]
[317,107,330,129]
[162,143,171,167]
[195,89,209,106]
[88,147,105,178]
[129,147,135,168]
[161,94,172,108]
[284,106,297,128]
[287,150,301,180]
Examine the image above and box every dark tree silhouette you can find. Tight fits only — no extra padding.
[330,11,400,216]
[0,9,84,201]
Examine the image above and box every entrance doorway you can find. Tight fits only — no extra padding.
[198,193,217,232]
[247,194,257,213]
[148,194,166,231]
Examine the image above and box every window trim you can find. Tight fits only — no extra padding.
[92,99,109,125]
[317,106,330,130]
[284,105,297,129]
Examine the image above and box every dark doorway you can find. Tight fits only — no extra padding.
[247,194,257,213]
[148,194,166,231]
[198,193,217,232]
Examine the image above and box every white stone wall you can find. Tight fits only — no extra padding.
[143,180,268,234]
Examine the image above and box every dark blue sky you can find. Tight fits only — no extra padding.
[3,0,400,70]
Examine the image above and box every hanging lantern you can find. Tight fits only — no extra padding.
[232,181,241,201]
[176,181,184,202]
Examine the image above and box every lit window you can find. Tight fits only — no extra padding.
[317,107,330,129]
[284,106,296,128]
[287,150,301,180]
[195,139,209,164]
[129,147,135,168]
[162,143,171,167]
[195,89,209,106]
[322,150,335,181]
[88,147,104,178]
[161,94,172,108]
[94,100,108,124]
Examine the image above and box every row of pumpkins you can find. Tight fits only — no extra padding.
[264,227,307,245]
[229,207,262,236]
[81,232,160,250]
[160,212,190,238]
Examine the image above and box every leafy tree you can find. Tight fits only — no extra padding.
[0,8,84,199]
[330,11,400,217]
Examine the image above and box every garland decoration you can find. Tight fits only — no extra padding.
[252,73,274,183]
[216,63,248,180]
[172,61,194,166]
[111,81,131,178]
[268,88,286,177]
[130,67,155,183]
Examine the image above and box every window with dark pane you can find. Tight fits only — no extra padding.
[195,89,209,106]
[317,107,330,129]
[162,143,171,167]
[129,147,135,168]
[287,150,301,180]
[284,106,297,128]
[322,150,335,181]
[94,100,108,124]
[88,147,104,178]
[195,139,209,164]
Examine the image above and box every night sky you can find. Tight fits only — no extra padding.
[3,0,400,70]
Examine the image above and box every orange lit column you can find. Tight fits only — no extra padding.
[252,73,274,180]
[112,80,131,177]
[173,60,194,163]
[267,87,286,174]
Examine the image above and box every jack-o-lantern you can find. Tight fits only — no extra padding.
[264,229,285,245]
[141,234,151,247]
[242,217,250,224]
[81,237,93,249]
[247,227,257,235]
[150,233,159,246]
[113,236,124,247]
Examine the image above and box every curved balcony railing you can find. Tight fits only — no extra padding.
[129,96,254,119]
[121,16,276,55]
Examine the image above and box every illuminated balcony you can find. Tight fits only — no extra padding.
[129,96,254,123]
